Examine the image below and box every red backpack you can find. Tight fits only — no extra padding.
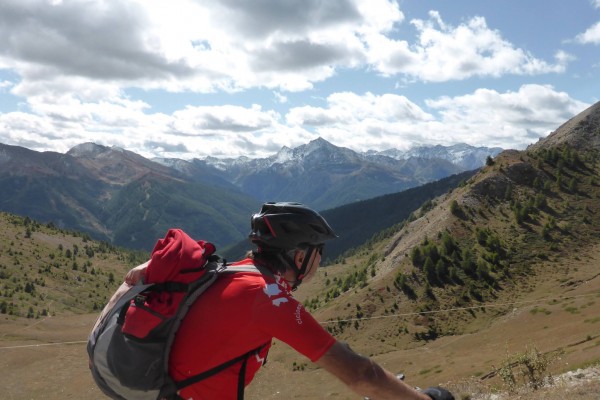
[121,228,217,338]
[87,229,263,400]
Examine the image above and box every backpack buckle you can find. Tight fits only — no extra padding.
[134,294,146,307]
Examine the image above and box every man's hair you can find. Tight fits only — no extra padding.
[246,248,298,274]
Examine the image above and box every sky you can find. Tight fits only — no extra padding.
[0,0,599,160]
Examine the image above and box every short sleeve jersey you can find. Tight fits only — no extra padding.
[168,258,336,400]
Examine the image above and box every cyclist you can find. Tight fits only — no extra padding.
[126,202,454,400]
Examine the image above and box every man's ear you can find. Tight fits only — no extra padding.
[294,250,305,266]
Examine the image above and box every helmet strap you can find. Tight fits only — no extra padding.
[274,246,316,290]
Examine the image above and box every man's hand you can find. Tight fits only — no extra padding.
[125,261,149,285]
[422,387,455,400]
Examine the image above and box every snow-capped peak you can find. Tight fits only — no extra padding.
[67,142,109,158]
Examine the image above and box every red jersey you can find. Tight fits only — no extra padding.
[169,258,336,400]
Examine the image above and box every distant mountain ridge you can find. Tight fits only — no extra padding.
[221,169,478,262]
[372,143,503,170]
[156,138,502,209]
[0,138,500,251]
[196,139,501,171]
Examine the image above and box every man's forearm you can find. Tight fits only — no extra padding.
[316,341,430,400]
[350,359,430,400]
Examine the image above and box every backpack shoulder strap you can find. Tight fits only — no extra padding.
[171,344,266,392]
[217,263,274,278]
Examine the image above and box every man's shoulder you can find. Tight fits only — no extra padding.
[227,259,293,295]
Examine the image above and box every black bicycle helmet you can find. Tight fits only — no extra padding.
[249,202,337,288]
[249,202,337,251]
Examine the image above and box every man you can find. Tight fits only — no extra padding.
[126,202,454,400]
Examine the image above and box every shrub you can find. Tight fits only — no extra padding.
[394,273,416,299]
[450,200,462,216]
[498,345,560,392]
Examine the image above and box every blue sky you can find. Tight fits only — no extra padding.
[0,0,598,159]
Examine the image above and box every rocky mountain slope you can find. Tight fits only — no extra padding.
[0,142,259,250]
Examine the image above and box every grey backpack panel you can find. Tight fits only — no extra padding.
[89,282,161,400]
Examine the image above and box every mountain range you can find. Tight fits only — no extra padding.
[156,138,501,210]
[0,139,499,251]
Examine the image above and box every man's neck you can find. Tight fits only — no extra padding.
[282,268,297,286]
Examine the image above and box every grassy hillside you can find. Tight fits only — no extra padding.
[0,213,146,319]
[305,145,600,334]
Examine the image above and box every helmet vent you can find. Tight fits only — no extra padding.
[309,223,327,234]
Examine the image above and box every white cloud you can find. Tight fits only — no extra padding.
[171,104,278,133]
[0,0,396,95]
[273,92,288,104]
[575,21,600,44]
[0,96,311,159]
[0,1,192,80]
[367,12,568,81]
[425,84,590,148]
[287,92,435,151]
[289,92,435,126]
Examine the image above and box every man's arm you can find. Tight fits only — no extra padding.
[315,341,431,400]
